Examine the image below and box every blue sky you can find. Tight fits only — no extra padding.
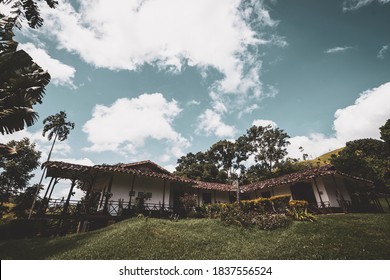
[1,0,390,198]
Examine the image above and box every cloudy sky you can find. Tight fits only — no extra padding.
[1,0,390,198]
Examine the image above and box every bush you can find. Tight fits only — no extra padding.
[179,193,197,216]
[269,195,291,213]
[200,203,226,219]
[220,203,292,230]
[287,200,316,222]
[252,214,292,230]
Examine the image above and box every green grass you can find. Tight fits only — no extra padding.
[304,147,344,166]
[0,214,389,260]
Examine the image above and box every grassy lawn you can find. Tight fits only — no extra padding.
[0,213,389,260]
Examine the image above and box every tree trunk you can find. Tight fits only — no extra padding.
[28,130,58,219]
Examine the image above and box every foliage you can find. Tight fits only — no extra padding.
[330,137,390,191]
[175,124,291,184]
[206,137,250,183]
[0,138,40,217]
[42,111,75,143]
[11,184,41,218]
[174,152,228,183]
[380,119,390,153]
[287,200,316,222]
[200,203,226,218]
[269,195,291,213]
[179,193,197,216]
[0,0,58,29]
[219,203,292,230]
[244,124,291,176]
[252,213,292,230]
[0,15,50,135]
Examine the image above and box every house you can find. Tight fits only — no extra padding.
[40,160,379,222]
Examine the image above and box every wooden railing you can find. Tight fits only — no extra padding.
[40,198,173,217]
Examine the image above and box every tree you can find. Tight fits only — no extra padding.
[244,124,291,177]
[0,15,50,136]
[42,111,75,162]
[330,136,390,192]
[174,152,227,183]
[0,137,40,217]
[0,0,58,29]
[12,183,41,218]
[28,111,74,218]
[380,119,390,153]
[206,137,250,183]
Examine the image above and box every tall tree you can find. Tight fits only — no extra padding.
[244,124,291,177]
[28,111,74,218]
[41,110,75,162]
[0,137,40,217]
[330,138,390,191]
[174,152,227,183]
[206,137,250,183]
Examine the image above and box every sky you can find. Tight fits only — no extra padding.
[1,0,390,199]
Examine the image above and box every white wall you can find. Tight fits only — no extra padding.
[311,178,330,206]
[109,173,170,207]
[273,184,292,197]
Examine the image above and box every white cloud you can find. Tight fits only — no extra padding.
[18,43,76,88]
[252,119,277,128]
[1,129,72,161]
[238,104,259,118]
[196,109,236,138]
[36,0,283,98]
[324,46,354,54]
[342,0,390,11]
[187,100,201,106]
[333,82,390,142]
[377,45,389,59]
[82,93,190,156]
[287,82,390,159]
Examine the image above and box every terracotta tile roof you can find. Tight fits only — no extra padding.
[44,160,235,191]
[241,164,374,192]
[43,161,372,193]
[116,160,171,175]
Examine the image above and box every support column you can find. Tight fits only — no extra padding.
[42,177,54,200]
[47,178,60,201]
[162,179,166,210]
[197,189,200,207]
[128,175,136,208]
[103,175,114,213]
[214,190,217,203]
[313,178,324,208]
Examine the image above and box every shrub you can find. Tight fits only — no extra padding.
[220,203,292,230]
[252,213,292,230]
[240,198,273,214]
[200,203,226,219]
[269,195,291,213]
[287,200,316,222]
[179,193,197,216]
[220,204,253,227]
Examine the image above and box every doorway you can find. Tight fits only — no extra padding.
[290,182,317,204]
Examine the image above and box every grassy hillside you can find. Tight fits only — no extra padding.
[0,213,389,260]
[304,147,344,166]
